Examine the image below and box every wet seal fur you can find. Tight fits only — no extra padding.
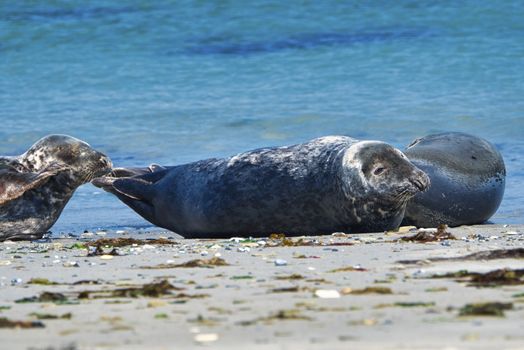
[93,136,429,238]
[402,132,505,228]
[0,135,112,241]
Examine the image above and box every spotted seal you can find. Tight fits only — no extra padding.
[0,135,112,241]
[402,132,505,227]
[93,136,429,237]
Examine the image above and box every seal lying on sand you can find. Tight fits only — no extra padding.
[93,136,429,237]
[402,132,505,228]
[0,135,112,241]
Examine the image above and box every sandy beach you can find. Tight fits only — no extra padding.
[0,224,523,350]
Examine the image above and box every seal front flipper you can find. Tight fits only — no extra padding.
[112,178,156,201]
[0,163,69,205]
[92,177,158,223]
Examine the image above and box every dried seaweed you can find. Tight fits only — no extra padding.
[238,309,312,326]
[85,237,175,247]
[0,317,45,328]
[80,280,181,299]
[142,257,229,269]
[275,274,304,280]
[329,266,367,273]
[429,268,524,287]
[266,233,317,247]
[458,302,513,317]
[398,248,524,264]
[270,286,308,293]
[16,292,68,304]
[342,287,393,295]
[400,224,456,243]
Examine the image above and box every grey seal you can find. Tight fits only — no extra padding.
[0,135,112,241]
[402,132,505,228]
[93,136,429,237]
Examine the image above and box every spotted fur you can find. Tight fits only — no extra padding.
[0,135,112,241]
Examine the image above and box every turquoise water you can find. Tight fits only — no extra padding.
[1,1,523,233]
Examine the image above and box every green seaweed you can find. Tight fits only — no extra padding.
[343,287,393,295]
[29,312,72,320]
[28,278,59,285]
[230,275,254,280]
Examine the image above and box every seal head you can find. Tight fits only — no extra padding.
[402,132,505,227]
[0,135,112,241]
[340,141,430,233]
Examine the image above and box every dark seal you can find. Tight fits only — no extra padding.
[0,135,112,241]
[93,136,429,238]
[402,132,505,228]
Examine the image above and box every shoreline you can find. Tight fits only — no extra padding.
[1,224,523,349]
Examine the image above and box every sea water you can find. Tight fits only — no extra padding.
[1,1,522,233]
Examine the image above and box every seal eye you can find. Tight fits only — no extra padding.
[373,167,386,176]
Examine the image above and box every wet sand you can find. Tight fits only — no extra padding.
[1,224,523,350]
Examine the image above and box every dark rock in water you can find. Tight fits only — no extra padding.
[402,132,505,228]
[186,29,428,56]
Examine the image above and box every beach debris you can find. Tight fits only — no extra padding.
[398,248,524,264]
[393,302,435,308]
[142,257,229,269]
[87,245,120,257]
[0,317,45,329]
[29,312,72,320]
[194,333,219,343]
[400,224,456,243]
[293,254,320,259]
[458,302,513,317]
[275,274,304,280]
[154,313,169,319]
[425,287,448,292]
[148,300,168,308]
[265,233,318,247]
[331,232,347,237]
[270,286,307,293]
[230,275,254,280]
[11,278,23,285]
[328,265,367,273]
[62,261,80,267]
[314,289,341,299]
[27,278,59,285]
[81,280,180,299]
[341,287,393,295]
[72,279,102,285]
[16,292,68,304]
[86,237,175,247]
[274,259,288,266]
[429,268,524,287]
[239,309,312,326]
